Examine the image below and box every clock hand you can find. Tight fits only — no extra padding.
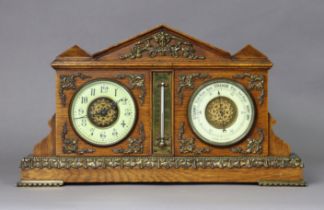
[91,108,109,117]
[92,101,117,117]
[73,115,87,120]
[75,101,116,120]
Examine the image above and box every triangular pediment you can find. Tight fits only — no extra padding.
[52,25,272,69]
[92,25,232,61]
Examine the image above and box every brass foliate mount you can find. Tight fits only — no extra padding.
[231,128,264,154]
[112,122,145,154]
[114,74,146,105]
[59,73,91,106]
[120,31,206,60]
[178,122,210,155]
[177,73,210,105]
[61,122,95,154]
[232,73,265,105]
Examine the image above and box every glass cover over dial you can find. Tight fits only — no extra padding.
[188,79,255,146]
[70,80,136,146]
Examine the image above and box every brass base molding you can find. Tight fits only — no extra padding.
[20,153,303,170]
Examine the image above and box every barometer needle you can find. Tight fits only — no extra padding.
[218,91,226,132]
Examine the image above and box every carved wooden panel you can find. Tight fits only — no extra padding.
[55,70,152,156]
[174,69,269,156]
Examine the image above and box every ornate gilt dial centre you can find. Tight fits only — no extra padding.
[70,80,137,146]
[87,97,119,127]
[205,96,238,129]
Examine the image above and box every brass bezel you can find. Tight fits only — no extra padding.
[187,78,255,147]
[69,78,138,147]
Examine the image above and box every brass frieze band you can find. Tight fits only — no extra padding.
[120,31,205,60]
[59,73,91,106]
[20,153,303,169]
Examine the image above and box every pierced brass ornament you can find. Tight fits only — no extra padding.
[61,122,95,154]
[120,31,205,60]
[115,74,146,105]
[233,73,265,105]
[177,73,210,104]
[59,73,91,106]
[205,96,238,129]
[178,122,210,155]
[112,122,145,154]
[231,128,264,154]
[87,97,119,127]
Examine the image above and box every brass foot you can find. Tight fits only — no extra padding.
[17,180,64,187]
[258,180,306,186]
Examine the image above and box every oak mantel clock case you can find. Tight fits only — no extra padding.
[18,25,305,187]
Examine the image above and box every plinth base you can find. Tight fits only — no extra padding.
[18,154,305,187]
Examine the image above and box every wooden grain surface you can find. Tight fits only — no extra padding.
[21,167,303,183]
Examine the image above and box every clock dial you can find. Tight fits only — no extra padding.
[188,79,255,146]
[70,80,137,146]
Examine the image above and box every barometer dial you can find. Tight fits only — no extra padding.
[188,79,255,146]
[70,80,136,146]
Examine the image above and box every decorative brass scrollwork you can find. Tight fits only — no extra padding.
[61,122,95,154]
[115,74,146,105]
[231,128,264,154]
[178,122,210,155]
[112,122,145,154]
[20,154,304,169]
[59,73,91,106]
[232,73,265,105]
[177,73,210,104]
[120,31,205,60]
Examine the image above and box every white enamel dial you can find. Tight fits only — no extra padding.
[188,79,255,146]
[70,80,136,146]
